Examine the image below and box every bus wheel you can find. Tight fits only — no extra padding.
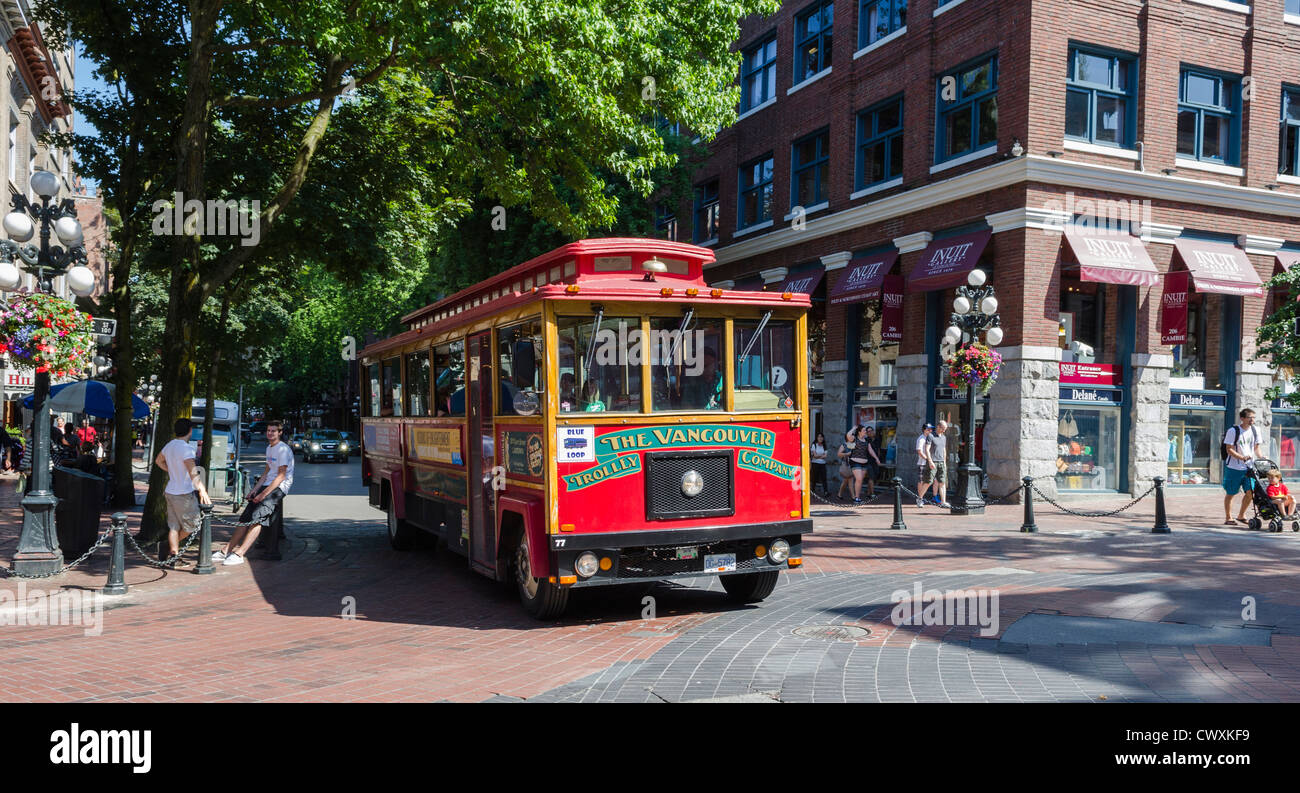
[514,534,568,619]
[720,571,780,604]
[386,495,415,551]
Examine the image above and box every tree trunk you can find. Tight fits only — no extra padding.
[199,290,230,474]
[110,235,137,508]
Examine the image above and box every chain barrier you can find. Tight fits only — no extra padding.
[0,528,114,579]
[123,522,205,568]
[1030,481,1156,518]
[810,489,885,508]
[982,474,1057,505]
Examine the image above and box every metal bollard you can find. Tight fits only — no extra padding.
[890,477,907,531]
[1151,476,1170,534]
[102,512,127,595]
[1020,476,1038,533]
[195,503,215,575]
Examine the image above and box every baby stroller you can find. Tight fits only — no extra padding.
[1243,458,1300,533]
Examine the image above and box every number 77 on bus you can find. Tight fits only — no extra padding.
[358,238,812,618]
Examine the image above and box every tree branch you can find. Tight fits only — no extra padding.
[212,38,400,109]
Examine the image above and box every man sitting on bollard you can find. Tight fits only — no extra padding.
[214,420,294,566]
[155,417,213,569]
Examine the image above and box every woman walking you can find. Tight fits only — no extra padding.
[836,429,856,500]
[810,432,828,496]
[848,426,872,503]
[859,426,883,499]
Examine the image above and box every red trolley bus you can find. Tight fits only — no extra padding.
[359,238,811,617]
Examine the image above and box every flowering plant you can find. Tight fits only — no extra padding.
[0,292,95,376]
[945,342,1003,395]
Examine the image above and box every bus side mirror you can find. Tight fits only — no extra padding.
[514,340,536,386]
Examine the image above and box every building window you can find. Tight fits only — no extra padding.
[738,155,774,229]
[936,54,998,162]
[794,1,834,84]
[791,129,829,208]
[693,180,719,242]
[741,37,777,112]
[1177,68,1238,164]
[1281,88,1300,176]
[1290,0,1300,13]
[859,0,907,49]
[857,96,904,188]
[7,114,16,186]
[655,202,678,241]
[1065,47,1136,148]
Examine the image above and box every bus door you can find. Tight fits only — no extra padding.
[467,331,497,575]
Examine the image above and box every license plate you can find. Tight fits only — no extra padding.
[674,546,698,560]
[703,553,736,573]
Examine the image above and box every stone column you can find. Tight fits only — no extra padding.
[895,353,928,490]
[1129,353,1172,495]
[983,345,1061,501]
[1238,360,1275,448]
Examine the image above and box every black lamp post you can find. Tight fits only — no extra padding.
[942,268,1003,516]
[0,170,95,575]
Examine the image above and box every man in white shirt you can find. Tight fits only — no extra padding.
[154,418,212,568]
[1223,408,1264,525]
[215,420,294,566]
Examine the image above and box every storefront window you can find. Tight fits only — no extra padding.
[557,315,643,413]
[1171,296,1205,380]
[1167,409,1222,485]
[1056,406,1121,490]
[1059,278,1105,362]
[1273,411,1300,481]
[854,403,898,484]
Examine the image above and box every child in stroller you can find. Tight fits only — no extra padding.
[1244,459,1300,533]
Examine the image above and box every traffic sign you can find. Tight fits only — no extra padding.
[91,317,117,336]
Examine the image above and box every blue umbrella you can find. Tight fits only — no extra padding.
[21,380,150,419]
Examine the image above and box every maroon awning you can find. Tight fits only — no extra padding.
[780,267,824,295]
[1173,238,1264,297]
[907,229,992,293]
[1063,226,1159,287]
[829,252,898,305]
[1277,250,1300,272]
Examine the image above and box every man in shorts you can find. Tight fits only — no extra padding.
[927,419,952,509]
[915,423,935,507]
[155,417,212,568]
[1223,408,1264,525]
[215,420,294,566]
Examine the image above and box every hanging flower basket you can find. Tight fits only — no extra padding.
[945,342,1003,395]
[0,292,95,377]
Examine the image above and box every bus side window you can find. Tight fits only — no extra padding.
[434,341,465,417]
[498,320,544,415]
[367,363,381,417]
[406,350,430,417]
[381,357,401,416]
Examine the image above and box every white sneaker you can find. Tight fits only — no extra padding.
[211,550,226,561]
[222,553,245,566]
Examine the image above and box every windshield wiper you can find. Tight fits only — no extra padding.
[582,306,605,382]
[665,307,695,382]
[737,310,772,364]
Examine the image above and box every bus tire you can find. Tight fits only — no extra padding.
[385,487,416,551]
[720,570,780,603]
[513,533,568,619]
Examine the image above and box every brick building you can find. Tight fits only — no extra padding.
[658,0,1300,497]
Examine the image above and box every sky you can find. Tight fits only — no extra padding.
[71,39,110,193]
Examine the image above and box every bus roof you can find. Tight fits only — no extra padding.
[361,238,809,361]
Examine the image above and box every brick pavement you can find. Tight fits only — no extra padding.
[2,482,1300,702]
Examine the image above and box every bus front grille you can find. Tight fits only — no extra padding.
[644,450,734,520]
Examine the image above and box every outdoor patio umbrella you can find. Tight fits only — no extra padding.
[20,380,151,419]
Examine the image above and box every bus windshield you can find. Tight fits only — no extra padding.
[557,315,642,412]
[650,315,724,411]
[733,318,796,410]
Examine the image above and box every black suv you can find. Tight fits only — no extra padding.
[303,429,350,463]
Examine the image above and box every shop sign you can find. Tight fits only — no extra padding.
[408,426,462,465]
[1271,396,1299,411]
[1159,271,1189,345]
[858,388,897,402]
[1173,238,1264,297]
[1059,386,1122,405]
[906,229,992,292]
[1169,391,1226,408]
[4,369,34,392]
[1058,362,1120,386]
[829,252,896,305]
[880,275,904,342]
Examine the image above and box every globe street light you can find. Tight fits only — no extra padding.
[1,170,93,574]
[947,268,1002,516]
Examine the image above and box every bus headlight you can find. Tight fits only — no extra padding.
[681,470,703,497]
[575,552,600,578]
[767,539,790,564]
